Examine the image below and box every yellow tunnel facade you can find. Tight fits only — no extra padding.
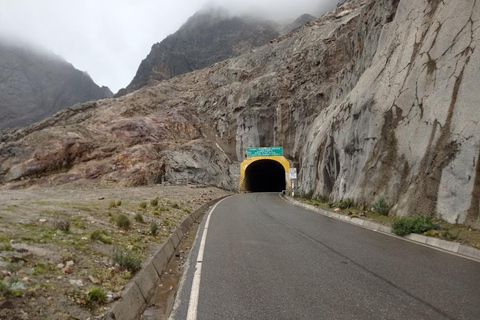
[238,156,291,193]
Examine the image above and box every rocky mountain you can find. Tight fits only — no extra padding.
[282,14,317,34]
[0,0,479,228]
[117,7,281,96]
[0,41,113,130]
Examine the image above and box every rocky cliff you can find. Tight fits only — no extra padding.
[0,0,479,227]
[117,7,281,96]
[0,41,113,130]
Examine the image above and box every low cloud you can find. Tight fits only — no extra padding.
[0,0,339,93]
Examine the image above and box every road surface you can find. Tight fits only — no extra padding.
[170,193,480,320]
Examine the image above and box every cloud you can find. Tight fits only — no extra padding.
[0,0,338,93]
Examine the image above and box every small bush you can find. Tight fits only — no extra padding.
[391,215,434,236]
[171,203,180,209]
[315,195,329,203]
[339,198,354,210]
[159,207,169,212]
[150,223,158,235]
[33,265,46,275]
[108,201,117,208]
[53,219,70,232]
[134,213,144,223]
[162,218,171,227]
[150,198,159,207]
[86,287,107,305]
[111,249,141,273]
[0,282,12,298]
[328,201,335,208]
[372,196,390,216]
[6,263,20,273]
[0,243,13,252]
[183,209,191,214]
[116,200,122,207]
[116,215,131,230]
[442,229,460,240]
[90,230,112,244]
[139,202,147,209]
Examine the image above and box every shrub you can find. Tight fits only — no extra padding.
[150,223,158,235]
[90,230,112,244]
[33,265,46,275]
[171,203,180,209]
[53,218,70,232]
[391,215,434,236]
[162,218,171,227]
[372,196,390,216]
[183,209,191,214]
[111,249,141,273]
[139,202,147,209]
[0,243,13,252]
[315,195,329,203]
[0,282,12,298]
[86,287,107,305]
[115,215,131,230]
[328,201,335,208]
[116,200,122,207]
[150,198,159,207]
[108,201,117,208]
[339,198,354,210]
[134,213,144,223]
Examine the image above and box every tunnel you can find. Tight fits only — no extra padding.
[245,159,286,192]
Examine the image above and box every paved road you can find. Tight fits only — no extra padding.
[170,193,480,320]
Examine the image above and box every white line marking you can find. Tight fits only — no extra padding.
[186,197,228,320]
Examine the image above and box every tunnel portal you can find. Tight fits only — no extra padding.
[245,159,286,192]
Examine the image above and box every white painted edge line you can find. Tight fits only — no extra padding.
[186,197,228,320]
[279,194,480,263]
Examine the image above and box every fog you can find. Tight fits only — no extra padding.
[0,0,339,93]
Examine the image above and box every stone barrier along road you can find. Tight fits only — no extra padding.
[105,197,226,320]
[282,195,480,262]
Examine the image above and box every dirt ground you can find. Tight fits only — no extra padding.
[0,184,230,320]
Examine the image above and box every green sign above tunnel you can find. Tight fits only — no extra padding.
[247,147,283,157]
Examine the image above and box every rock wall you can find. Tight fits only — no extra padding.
[0,0,478,227]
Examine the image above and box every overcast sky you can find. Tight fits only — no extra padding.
[0,0,338,93]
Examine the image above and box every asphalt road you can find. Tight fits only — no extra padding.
[170,193,480,320]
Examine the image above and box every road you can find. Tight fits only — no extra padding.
[170,193,480,320]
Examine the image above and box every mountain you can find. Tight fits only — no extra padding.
[0,40,113,130]
[1,0,478,228]
[116,7,281,96]
[282,14,317,34]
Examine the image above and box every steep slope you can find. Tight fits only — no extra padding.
[0,0,479,228]
[117,7,280,96]
[0,41,113,130]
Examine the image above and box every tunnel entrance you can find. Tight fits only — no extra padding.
[245,159,286,192]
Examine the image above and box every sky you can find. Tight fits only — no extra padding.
[0,0,338,93]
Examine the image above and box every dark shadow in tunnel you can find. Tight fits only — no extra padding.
[245,160,286,192]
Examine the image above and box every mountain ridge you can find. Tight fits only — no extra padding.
[0,40,113,130]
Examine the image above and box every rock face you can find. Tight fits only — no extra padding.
[0,0,479,227]
[117,7,280,96]
[0,41,113,130]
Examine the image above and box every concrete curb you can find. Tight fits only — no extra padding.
[281,194,480,263]
[105,196,227,320]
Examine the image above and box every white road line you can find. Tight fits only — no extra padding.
[186,198,228,320]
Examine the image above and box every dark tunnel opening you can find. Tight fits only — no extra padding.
[245,160,286,192]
